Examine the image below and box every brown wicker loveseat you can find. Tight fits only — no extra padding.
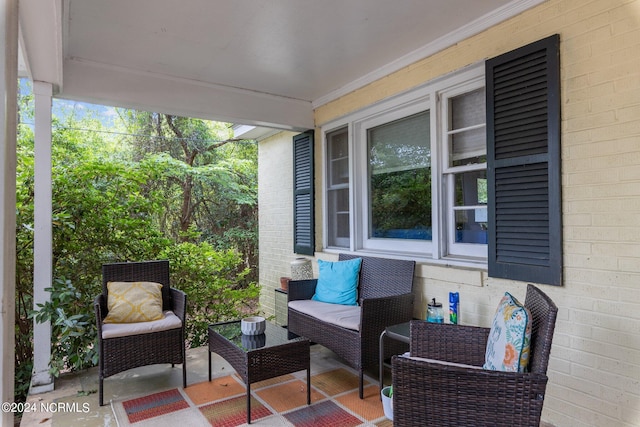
[287,253,415,398]
[94,260,187,406]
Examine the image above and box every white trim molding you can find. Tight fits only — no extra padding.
[312,0,546,109]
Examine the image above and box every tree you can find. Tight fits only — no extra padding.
[117,111,259,278]
[16,81,260,404]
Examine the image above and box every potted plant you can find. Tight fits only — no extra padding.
[381,385,393,420]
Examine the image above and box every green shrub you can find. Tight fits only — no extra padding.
[160,243,260,347]
[31,278,99,376]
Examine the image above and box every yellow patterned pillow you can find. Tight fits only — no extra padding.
[103,281,164,324]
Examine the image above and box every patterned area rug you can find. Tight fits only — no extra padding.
[112,367,392,426]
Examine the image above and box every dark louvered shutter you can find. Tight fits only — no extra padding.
[486,34,562,286]
[293,131,315,255]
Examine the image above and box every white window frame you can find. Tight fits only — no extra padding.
[321,63,486,265]
[325,126,351,249]
[439,78,488,259]
[322,122,355,251]
[354,96,433,255]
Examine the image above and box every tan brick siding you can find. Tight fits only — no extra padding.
[258,131,301,320]
[258,1,640,425]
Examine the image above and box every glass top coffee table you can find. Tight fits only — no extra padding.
[208,320,310,424]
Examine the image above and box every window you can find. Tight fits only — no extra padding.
[326,127,350,248]
[323,67,484,260]
[355,94,433,254]
[318,35,561,281]
[368,111,431,242]
[441,86,488,259]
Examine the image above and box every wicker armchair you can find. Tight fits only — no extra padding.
[288,254,415,399]
[94,260,187,406]
[391,284,558,427]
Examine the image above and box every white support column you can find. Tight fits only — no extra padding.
[0,0,18,422]
[30,81,54,393]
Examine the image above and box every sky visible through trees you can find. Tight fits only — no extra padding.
[15,78,260,405]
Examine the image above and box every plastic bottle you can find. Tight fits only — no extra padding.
[449,292,459,325]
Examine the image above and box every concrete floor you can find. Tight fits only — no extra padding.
[18,344,556,427]
[19,346,214,427]
[19,345,378,427]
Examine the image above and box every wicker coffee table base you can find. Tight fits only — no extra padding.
[208,322,310,424]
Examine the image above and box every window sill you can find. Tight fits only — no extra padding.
[320,248,487,270]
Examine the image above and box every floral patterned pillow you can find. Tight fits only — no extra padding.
[483,292,532,372]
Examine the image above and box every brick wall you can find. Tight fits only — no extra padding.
[257,131,298,320]
[258,1,640,425]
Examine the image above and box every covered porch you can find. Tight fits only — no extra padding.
[19,344,394,427]
[9,0,537,408]
[4,1,640,427]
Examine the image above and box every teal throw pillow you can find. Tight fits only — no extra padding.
[312,258,362,306]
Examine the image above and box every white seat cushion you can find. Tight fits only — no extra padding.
[400,353,483,370]
[288,300,361,331]
[102,310,182,339]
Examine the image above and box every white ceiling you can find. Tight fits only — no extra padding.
[19,0,543,131]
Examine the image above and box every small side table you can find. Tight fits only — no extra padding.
[379,321,410,393]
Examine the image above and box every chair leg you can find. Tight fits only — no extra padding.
[359,370,364,399]
[183,362,187,388]
[99,375,104,406]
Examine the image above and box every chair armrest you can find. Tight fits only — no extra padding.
[170,288,187,323]
[409,320,489,366]
[287,279,318,302]
[392,355,548,426]
[94,294,107,336]
[359,293,414,359]
[360,293,414,335]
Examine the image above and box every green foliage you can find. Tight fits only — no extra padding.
[52,159,170,268]
[16,81,260,404]
[371,168,432,235]
[15,121,36,406]
[30,278,99,376]
[160,244,259,347]
[14,360,32,405]
[120,111,259,280]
